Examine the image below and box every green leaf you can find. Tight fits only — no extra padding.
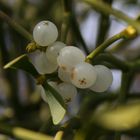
[4,54,66,124]
[4,54,39,78]
[42,82,66,125]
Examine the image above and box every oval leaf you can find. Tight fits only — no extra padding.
[42,82,66,125]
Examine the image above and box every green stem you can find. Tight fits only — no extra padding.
[0,10,32,41]
[108,39,129,53]
[61,0,89,55]
[61,0,71,12]
[96,14,110,46]
[61,0,89,54]
[93,53,129,72]
[0,123,53,140]
[60,13,70,43]
[60,0,71,43]
[119,71,134,103]
[86,33,123,61]
[84,0,140,33]
[128,59,140,72]
[71,15,89,54]
[96,0,113,46]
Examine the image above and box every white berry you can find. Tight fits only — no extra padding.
[34,52,58,74]
[33,20,58,46]
[58,67,71,83]
[90,65,113,92]
[57,46,86,72]
[58,82,77,102]
[40,81,77,103]
[70,62,97,89]
[46,41,66,63]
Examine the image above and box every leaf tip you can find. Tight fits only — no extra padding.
[3,54,27,69]
[53,108,66,125]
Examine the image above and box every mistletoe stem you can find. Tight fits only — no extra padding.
[119,71,134,103]
[86,26,137,62]
[0,10,32,41]
[93,53,129,72]
[0,123,53,140]
[86,33,123,62]
[84,0,140,33]
[60,0,71,43]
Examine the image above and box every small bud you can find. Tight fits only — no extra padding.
[122,26,137,39]
[26,42,37,53]
[36,75,46,85]
[26,42,47,53]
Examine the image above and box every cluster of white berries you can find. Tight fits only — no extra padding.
[32,20,113,102]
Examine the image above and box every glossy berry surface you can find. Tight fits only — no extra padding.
[90,65,113,92]
[58,67,71,83]
[58,82,77,103]
[33,21,58,46]
[57,46,86,72]
[46,41,66,63]
[71,62,97,89]
[34,52,58,74]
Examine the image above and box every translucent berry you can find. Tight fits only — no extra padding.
[46,41,66,63]
[57,46,86,72]
[90,65,113,92]
[33,20,58,46]
[40,82,76,103]
[71,62,97,89]
[58,67,71,83]
[58,82,77,103]
[33,52,58,74]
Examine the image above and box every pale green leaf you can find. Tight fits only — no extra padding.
[42,82,66,125]
[4,54,39,78]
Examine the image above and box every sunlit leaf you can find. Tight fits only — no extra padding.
[42,81,66,125]
[93,100,140,130]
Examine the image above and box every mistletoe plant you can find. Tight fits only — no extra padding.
[1,0,140,140]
